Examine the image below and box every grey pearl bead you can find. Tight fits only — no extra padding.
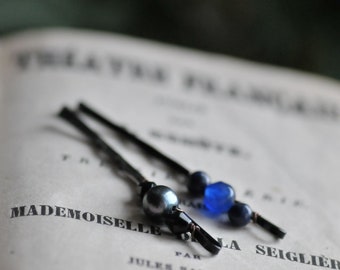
[142,185,179,221]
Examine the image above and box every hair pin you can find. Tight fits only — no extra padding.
[58,106,222,255]
[78,102,286,239]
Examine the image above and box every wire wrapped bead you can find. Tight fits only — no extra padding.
[228,202,252,227]
[142,185,179,221]
[204,181,235,214]
[187,171,211,196]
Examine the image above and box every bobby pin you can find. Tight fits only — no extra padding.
[78,102,286,239]
[58,106,222,255]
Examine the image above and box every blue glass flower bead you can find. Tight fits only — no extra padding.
[187,171,211,196]
[228,202,252,227]
[203,181,235,214]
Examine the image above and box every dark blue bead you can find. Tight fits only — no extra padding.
[204,181,235,214]
[228,202,252,227]
[187,171,211,196]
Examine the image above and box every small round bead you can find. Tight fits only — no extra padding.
[142,185,179,221]
[203,181,235,214]
[228,202,252,227]
[187,171,211,196]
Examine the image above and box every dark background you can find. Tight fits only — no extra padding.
[0,0,339,80]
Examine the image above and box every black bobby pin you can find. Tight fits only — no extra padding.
[58,106,222,255]
[78,102,286,239]
[79,102,190,176]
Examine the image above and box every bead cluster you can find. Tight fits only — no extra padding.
[187,171,253,227]
[72,102,285,239]
[59,106,222,254]
[139,182,222,254]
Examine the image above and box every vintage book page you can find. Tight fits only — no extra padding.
[0,29,339,270]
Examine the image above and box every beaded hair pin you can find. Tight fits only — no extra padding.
[77,102,286,239]
[58,106,222,255]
